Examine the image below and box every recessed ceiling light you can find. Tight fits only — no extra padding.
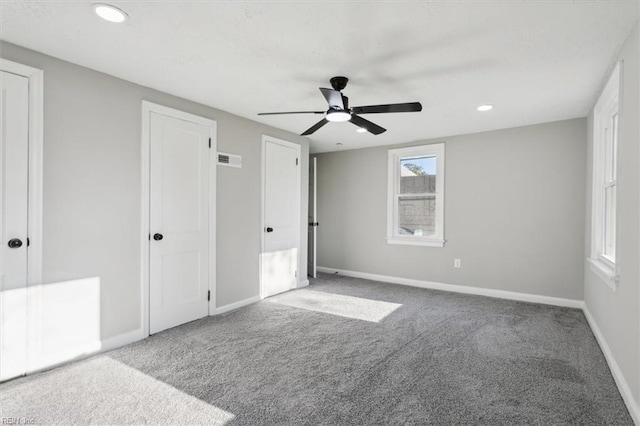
[93,4,128,23]
[356,127,367,133]
[477,104,494,112]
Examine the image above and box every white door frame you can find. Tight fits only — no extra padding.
[260,135,301,298]
[308,156,317,278]
[140,101,216,336]
[0,59,44,287]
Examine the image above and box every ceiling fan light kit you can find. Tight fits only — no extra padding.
[326,110,351,122]
[258,76,423,136]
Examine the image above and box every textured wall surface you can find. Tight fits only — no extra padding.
[316,118,587,300]
[583,22,639,413]
[1,41,309,340]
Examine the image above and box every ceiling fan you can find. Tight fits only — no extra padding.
[258,76,422,136]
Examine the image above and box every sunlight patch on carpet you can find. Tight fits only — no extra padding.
[0,356,235,425]
[267,290,402,323]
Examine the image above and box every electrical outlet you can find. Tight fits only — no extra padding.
[454,259,461,268]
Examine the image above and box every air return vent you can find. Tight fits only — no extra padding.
[217,152,242,168]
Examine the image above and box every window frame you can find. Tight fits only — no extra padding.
[589,62,621,290]
[387,143,445,247]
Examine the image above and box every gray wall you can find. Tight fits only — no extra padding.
[316,118,587,300]
[584,22,639,410]
[0,41,309,340]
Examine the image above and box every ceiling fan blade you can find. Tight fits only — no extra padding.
[351,102,422,115]
[258,111,324,115]
[350,114,386,135]
[319,88,345,110]
[301,118,329,136]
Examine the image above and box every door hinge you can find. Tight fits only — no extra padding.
[209,138,211,149]
[296,158,298,166]
[207,290,211,301]
[295,270,298,278]
[148,233,151,240]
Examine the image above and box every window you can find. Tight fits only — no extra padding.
[589,62,620,289]
[387,143,445,247]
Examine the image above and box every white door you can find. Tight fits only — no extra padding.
[0,71,30,380]
[307,157,317,278]
[149,112,211,334]
[261,137,301,298]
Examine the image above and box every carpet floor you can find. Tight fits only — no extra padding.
[0,273,632,425]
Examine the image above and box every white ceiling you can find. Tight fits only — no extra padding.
[1,1,638,153]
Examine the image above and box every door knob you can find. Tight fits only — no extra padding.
[153,233,164,241]
[8,238,23,248]
[266,227,273,233]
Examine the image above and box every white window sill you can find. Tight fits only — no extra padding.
[587,257,618,291]
[387,237,445,247]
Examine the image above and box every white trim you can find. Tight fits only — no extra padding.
[387,143,445,246]
[587,257,618,291]
[100,328,146,352]
[260,135,302,299]
[20,327,145,379]
[0,59,44,287]
[316,266,582,309]
[298,279,310,289]
[308,156,317,278]
[140,101,217,336]
[387,237,445,247]
[213,296,261,315]
[590,62,621,290]
[583,304,640,425]
[141,105,151,336]
[594,62,621,115]
[207,123,217,317]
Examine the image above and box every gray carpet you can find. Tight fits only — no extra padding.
[1,273,632,425]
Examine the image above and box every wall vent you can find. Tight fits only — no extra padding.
[217,152,242,168]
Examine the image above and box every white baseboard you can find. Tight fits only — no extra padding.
[298,279,310,289]
[100,327,146,352]
[22,327,146,378]
[213,295,261,315]
[316,266,583,309]
[583,304,640,425]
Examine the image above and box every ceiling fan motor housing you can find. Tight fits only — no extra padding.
[330,76,349,91]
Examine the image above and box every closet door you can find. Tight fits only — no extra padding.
[0,70,30,381]
[149,111,211,334]
[261,137,301,298]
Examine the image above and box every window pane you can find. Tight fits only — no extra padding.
[611,113,618,180]
[398,195,436,236]
[603,185,616,260]
[400,156,436,194]
[604,113,618,183]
